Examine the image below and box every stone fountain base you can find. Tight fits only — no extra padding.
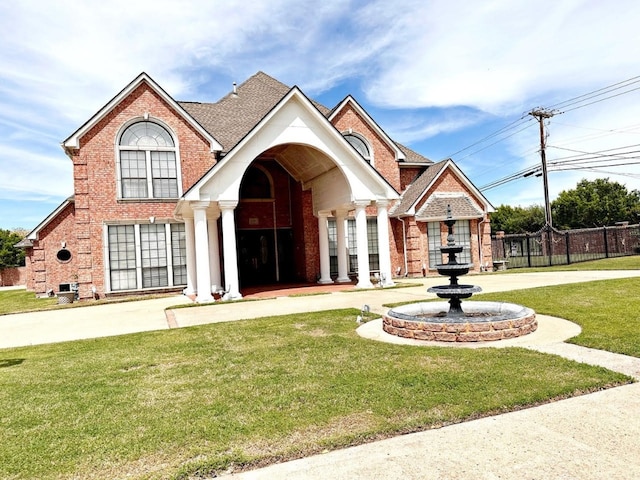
[383,301,537,342]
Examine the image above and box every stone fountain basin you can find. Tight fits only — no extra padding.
[383,301,537,342]
[427,284,482,298]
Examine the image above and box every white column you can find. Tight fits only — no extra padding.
[376,200,395,286]
[317,211,333,284]
[193,203,213,303]
[335,209,350,283]
[354,201,373,288]
[208,209,222,291]
[183,216,196,296]
[220,200,242,300]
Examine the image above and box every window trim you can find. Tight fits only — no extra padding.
[343,131,373,165]
[115,118,183,200]
[104,222,187,293]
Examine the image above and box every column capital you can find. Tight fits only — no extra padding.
[353,200,371,210]
[218,199,238,211]
[376,199,390,208]
[334,208,349,217]
[317,210,332,218]
[191,200,210,211]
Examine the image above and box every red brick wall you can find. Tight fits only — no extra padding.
[410,169,492,274]
[0,267,27,287]
[69,82,216,298]
[330,104,401,191]
[399,167,424,191]
[24,202,77,296]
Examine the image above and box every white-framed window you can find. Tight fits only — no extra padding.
[328,218,379,275]
[428,219,471,268]
[344,133,372,163]
[117,121,180,199]
[106,223,187,292]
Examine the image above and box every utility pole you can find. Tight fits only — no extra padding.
[529,108,556,227]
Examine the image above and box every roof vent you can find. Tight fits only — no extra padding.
[232,82,238,97]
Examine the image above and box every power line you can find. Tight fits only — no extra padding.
[472,75,640,197]
[549,75,640,111]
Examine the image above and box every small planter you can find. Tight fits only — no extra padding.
[57,292,75,304]
[493,260,509,271]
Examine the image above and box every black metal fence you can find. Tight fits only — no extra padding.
[491,223,640,269]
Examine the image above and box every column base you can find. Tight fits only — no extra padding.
[195,294,214,303]
[317,278,334,285]
[336,277,351,283]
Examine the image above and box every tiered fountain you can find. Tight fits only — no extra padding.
[383,206,537,342]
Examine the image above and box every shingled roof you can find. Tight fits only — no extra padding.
[416,195,484,220]
[179,71,430,164]
[389,160,448,216]
[179,72,292,154]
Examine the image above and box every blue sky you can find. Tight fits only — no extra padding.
[2,0,640,231]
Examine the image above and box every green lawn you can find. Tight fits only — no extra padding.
[497,254,640,273]
[0,308,629,480]
[475,276,640,357]
[0,288,57,315]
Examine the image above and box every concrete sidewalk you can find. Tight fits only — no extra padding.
[2,270,640,479]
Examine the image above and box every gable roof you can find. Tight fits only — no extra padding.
[179,72,431,166]
[181,85,400,204]
[19,196,75,245]
[179,72,292,154]
[416,194,484,221]
[390,160,448,216]
[390,158,494,217]
[62,73,222,152]
[328,95,407,162]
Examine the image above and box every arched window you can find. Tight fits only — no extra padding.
[118,121,179,199]
[344,133,371,163]
[240,165,273,199]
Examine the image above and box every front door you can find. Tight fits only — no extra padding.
[238,230,275,287]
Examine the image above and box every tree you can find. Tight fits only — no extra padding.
[552,178,640,229]
[490,204,545,234]
[0,229,26,269]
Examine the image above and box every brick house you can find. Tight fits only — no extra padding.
[19,72,494,301]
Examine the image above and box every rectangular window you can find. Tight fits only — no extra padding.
[328,219,338,276]
[428,220,471,269]
[140,224,168,288]
[367,219,379,271]
[151,151,178,198]
[347,219,358,272]
[328,217,379,275]
[171,223,187,285]
[107,223,187,292]
[108,225,137,290]
[120,151,148,198]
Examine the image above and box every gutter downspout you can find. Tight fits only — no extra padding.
[477,215,487,272]
[400,217,408,277]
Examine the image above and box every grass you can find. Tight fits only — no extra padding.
[497,254,640,273]
[0,288,57,314]
[0,308,629,480]
[0,288,179,316]
[474,277,640,357]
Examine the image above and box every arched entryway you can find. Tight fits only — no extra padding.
[235,159,303,287]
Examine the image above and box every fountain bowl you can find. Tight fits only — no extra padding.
[383,301,536,342]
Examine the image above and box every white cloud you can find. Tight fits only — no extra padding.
[2,0,640,226]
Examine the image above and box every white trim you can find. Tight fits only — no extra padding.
[329,95,406,162]
[114,117,184,200]
[63,72,222,153]
[181,87,399,206]
[103,220,188,294]
[342,131,374,166]
[26,197,74,241]
[405,159,495,216]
